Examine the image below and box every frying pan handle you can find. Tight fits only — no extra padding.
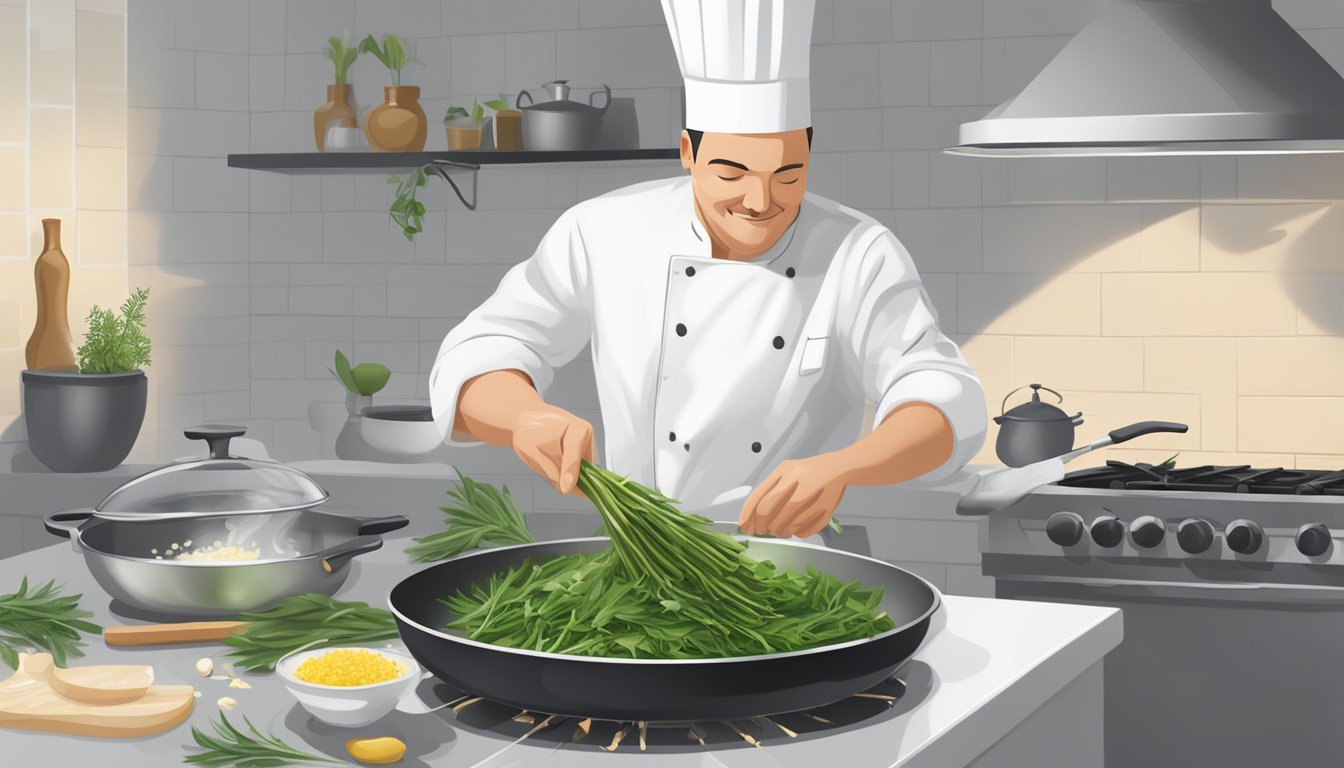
[316,535,383,574]
[353,514,410,536]
[1108,421,1189,445]
[44,508,92,538]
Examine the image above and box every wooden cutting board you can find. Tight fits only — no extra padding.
[0,653,195,738]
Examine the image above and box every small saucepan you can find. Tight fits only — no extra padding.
[42,425,409,617]
[994,383,1084,467]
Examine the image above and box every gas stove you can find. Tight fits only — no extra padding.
[983,461,1344,571]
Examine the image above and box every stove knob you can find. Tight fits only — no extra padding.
[1130,515,1166,549]
[1225,519,1264,555]
[1297,523,1332,558]
[1046,512,1086,547]
[1176,518,1215,554]
[1090,515,1125,548]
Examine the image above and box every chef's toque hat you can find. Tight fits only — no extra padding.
[660,0,816,135]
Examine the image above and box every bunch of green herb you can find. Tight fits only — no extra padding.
[358,33,421,85]
[325,31,360,85]
[405,469,536,563]
[444,95,510,128]
[440,462,894,659]
[386,164,430,241]
[0,577,101,669]
[185,712,347,767]
[76,287,151,374]
[222,594,397,673]
[329,349,391,397]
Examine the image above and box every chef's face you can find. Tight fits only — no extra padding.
[680,129,810,260]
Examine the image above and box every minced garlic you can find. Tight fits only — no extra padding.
[173,544,262,562]
[294,649,405,687]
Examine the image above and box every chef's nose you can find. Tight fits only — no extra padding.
[740,175,770,214]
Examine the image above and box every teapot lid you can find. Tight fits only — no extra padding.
[997,384,1078,423]
[91,425,329,521]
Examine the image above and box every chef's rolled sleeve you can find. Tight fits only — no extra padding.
[429,208,592,447]
[843,229,987,480]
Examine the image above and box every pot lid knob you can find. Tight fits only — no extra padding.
[184,424,246,459]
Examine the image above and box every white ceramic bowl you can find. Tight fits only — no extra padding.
[276,646,420,728]
[358,405,443,456]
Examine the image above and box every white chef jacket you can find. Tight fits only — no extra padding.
[430,176,985,511]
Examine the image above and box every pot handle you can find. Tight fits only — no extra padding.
[315,535,383,574]
[515,89,534,109]
[588,84,612,114]
[44,508,93,538]
[999,383,1062,416]
[184,424,246,459]
[1108,420,1189,445]
[352,514,410,536]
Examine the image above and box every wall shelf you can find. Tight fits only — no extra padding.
[227,148,680,174]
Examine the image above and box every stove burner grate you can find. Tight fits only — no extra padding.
[1058,462,1344,495]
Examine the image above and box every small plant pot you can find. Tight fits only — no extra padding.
[444,118,483,150]
[22,370,147,472]
[365,85,427,152]
[493,110,523,150]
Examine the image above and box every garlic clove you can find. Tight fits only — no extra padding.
[228,678,252,690]
[217,696,237,710]
[195,658,214,677]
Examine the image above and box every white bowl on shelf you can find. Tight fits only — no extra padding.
[358,405,442,456]
[276,646,421,728]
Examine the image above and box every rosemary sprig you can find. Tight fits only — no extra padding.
[222,594,398,673]
[404,469,536,563]
[0,577,101,669]
[185,712,348,767]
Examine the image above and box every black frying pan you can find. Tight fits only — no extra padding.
[388,537,940,722]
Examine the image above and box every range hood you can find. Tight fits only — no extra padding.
[948,0,1344,157]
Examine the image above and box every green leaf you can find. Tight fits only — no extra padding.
[484,98,510,112]
[332,350,357,394]
[349,363,391,396]
[470,98,484,126]
[443,106,469,122]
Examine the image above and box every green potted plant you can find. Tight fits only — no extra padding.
[313,31,361,151]
[386,164,430,241]
[330,349,391,417]
[22,288,151,472]
[359,33,426,152]
[443,95,510,150]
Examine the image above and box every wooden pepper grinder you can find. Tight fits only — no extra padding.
[25,218,78,371]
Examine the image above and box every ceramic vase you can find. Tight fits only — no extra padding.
[365,86,427,152]
[25,218,77,372]
[313,84,357,152]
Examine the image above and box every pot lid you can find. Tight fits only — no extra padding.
[517,80,609,113]
[91,425,329,521]
[997,384,1076,423]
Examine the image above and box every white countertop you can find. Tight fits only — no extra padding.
[0,535,1121,767]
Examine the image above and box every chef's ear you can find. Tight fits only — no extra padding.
[679,130,695,171]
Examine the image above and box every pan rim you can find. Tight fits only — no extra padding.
[388,536,942,665]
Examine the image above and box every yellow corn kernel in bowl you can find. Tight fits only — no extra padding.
[293,648,406,687]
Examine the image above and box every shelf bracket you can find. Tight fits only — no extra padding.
[429,159,480,211]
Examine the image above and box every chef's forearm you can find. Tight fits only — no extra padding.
[826,401,955,487]
[454,369,544,446]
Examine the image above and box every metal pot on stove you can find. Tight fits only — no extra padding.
[43,424,408,617]
[994,384,1083,467]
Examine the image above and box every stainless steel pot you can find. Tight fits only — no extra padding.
[516,80,610,151]
[42,424,409,617]
[994,383,1083,467]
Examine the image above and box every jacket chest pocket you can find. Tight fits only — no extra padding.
[799,336,829,376]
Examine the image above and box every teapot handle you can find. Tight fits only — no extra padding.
[515,90,534,109]
[999,383,1064,416]
[588,84,612,114]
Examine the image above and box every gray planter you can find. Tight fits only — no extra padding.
[22,369,147,472]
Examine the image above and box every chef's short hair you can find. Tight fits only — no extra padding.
[685,127,813,161]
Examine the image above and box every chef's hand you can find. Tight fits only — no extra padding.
[738,455,848,539]
[511,405,595,495]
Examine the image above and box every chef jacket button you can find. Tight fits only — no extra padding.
[751,442,762,453]
[785,267,796,278]
[676,323,687,337]
[669,431,676,442]
[684,443,690,452]
[772,336,785,349]
[685,266,696,277]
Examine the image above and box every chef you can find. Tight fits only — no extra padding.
[430,0,986,539]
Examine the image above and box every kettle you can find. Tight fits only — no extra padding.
[994,384,1083,467]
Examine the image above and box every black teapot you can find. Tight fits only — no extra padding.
[994,384,1083,467]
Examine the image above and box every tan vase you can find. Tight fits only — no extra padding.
[493,110,523,150]
[25,219,78,372]
[365,85,427,152]
[313,83,357,152]
[444,121,483,150]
